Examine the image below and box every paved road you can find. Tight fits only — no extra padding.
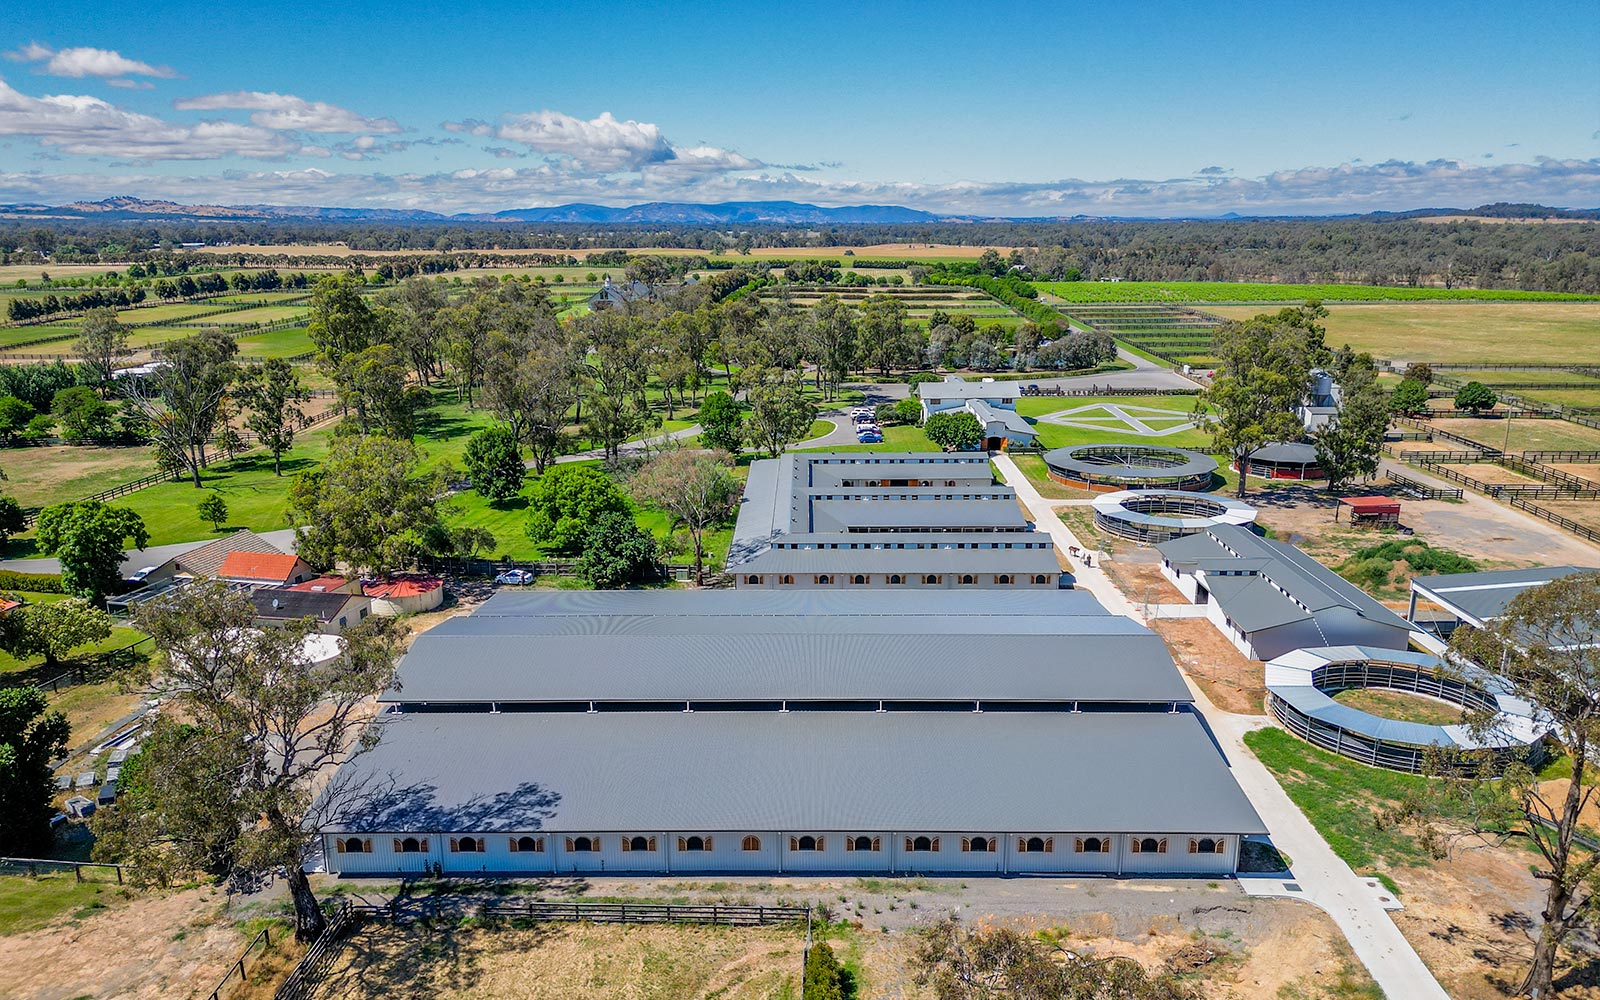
[994,453,1451,1000]
[1,527,301,577]
[552,425,703,465]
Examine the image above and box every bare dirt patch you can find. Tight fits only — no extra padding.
[1452,462,1541,485]
[1103,552,1186,606]
[1551,463,1600,486]
[0,884,293,1000]
[1390,439,1479,457]
[1331,687,1464,726]
[1534,500,1600,534]
[1151,617,1265,714]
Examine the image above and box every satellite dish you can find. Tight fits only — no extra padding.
[271,598,280,609]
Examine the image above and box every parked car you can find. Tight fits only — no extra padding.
[495,569,535,586]
[128,566,157,583]
[856,428,883,443]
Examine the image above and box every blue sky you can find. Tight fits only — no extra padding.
[1,1,1597,215]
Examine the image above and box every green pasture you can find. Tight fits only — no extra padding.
[0,325,78,348]
[234,326,315,358]
[202,305,310,326]
[1035,280,1600,304]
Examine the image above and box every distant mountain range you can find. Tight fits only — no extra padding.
[0,196,1595,226]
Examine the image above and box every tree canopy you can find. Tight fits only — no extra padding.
[34,501,149,601]
[525,464,632,555]
[0,687,70,856]
[288,435,446,577]
[925,410,983,452]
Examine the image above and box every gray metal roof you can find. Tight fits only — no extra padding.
[1158,525,1412,635]
[733,547,1061,576]
[384,630,1188,704]
[967,399,1036,438]
[772,532,1055,548]
[809,499,1027,533]
[917,380,1022,401]
[1045,445,1217,480]
[809,463,994,487]
[1411,565,1597,625]
[1250,441,1319,464]
[323,711,1266,835]
[467,589,1107,619]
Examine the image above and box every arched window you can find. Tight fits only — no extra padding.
[1033,574,1050,585]
[923,575,940,585]
[741,835,762,852]
[684,836,706,852]
[795,835,819,851]
[399,836,422,853]
[996,574,1013,585]
[963,836,992,853]
[1023,836,1050,853]
[570,836,595,852]
[341,837,368,854]
[780,575,795,585]
[889,574,903,585]
[746,575,762,585]
[1077,837,1108,854]
[815,575,833,585]
[959,574,975,585]
[454,836,479,853]
[910,836,934,852]
[513,836,542,853]
[851,574,867,585]
[848,835,878,852]
[1134,837,1167,854]
[1192,837,1220,855]
[628,836,653,852]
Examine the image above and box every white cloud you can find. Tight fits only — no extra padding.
[489,109,762,175]
[6,43,177,80]
[0,77,306,160]
[106,78,155,91]
[173,91,401,133]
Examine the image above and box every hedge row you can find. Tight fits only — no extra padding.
[0,570,65,593]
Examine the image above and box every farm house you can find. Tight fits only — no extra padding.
[317,590,1264,878]
[916,376,1037,449]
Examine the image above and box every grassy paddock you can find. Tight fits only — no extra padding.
[1036,281,1599,304]
[1207,301,1600,364]
[0,873,131,936]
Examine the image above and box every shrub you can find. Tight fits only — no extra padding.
[0,570,64,593]
[576,511,658,589]
[803,941,846,1000]
[525,465,631,555]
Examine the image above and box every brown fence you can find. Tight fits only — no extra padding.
[1501,456,1600,492]
[205,924,276,1000]
[1383,470,1464,500]
[1521,449,1600,463]
[0,856,129,883]
[1418,461,1600,501]
[1509,496,1600,544]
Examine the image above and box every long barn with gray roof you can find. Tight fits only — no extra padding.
[318,590,1265,878]
[728,452,1064,588]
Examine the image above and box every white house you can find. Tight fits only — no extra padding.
[916,376,1037,449]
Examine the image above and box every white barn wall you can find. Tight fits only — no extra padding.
[323,832,1242,877]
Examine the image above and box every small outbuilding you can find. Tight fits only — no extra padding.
[1235,442,1325,481]
[1336,496,1401,527]
[364,575,446,616]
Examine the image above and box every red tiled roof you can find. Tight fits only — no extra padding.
[1340,496,1402,512]
[0,598,21,614]
[219,551,304,583]
[288,575,351,593]
[363,575,444,599]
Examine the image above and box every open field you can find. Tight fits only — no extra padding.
[1036,281,1600,304]
[1,443,163,509]
[1016,394,1213,451]
[1206,301,1600,363]
[203,304,310,325]
[1445,368,1600,387]
[234,325,315,358]
[1426,415,1600,453]
[315,922,802,1000]
[192,242,1013,261]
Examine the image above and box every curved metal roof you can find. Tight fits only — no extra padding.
[1044,444,1217,480]
[1090,490,1257,530]
[1250,441,1319,465]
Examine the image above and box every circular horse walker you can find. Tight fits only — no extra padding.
[1044,444,1218,492]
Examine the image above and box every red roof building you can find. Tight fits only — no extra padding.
[1337,496,1402,525]
[218,551,319,586]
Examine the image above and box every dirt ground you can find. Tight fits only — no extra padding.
[307,877,1377,1000]
[0,883,295,1000]
[1551,463,1600,486]
[1535,500,1600,533]
[1389,439,1480,458]
[1453,462,1542,485]
[1102,548,1187,606]
[1151,618,1265,714]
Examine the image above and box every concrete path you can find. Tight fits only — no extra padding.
[2,527,300,577]
[995,453,1450,1000]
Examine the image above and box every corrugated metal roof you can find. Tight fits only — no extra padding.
[1411,565,1597,624]
[917,380,1022,401]
[809,499,1027,533]
[469,589,1106,619]
[1250,441,1319,464]
[734,547,1061,576]
[324,711,1266,835]
[967,399,1036,438]
[385,630,1186,704]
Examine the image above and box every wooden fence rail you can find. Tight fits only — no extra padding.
[205,924,274,1000]
[1509,496,1600,544]
[1383,470,1464,500]
[0,856,129,883]
[1418,461,1600,501]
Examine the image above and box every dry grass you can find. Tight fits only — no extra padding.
[193,243,1008,261]
[1452,462,1542,485]
[1533,500,1600,532]
[313,921,803,1000]
[1550,463,1600,486]
[1330,688,1464,726]
[2,443,164,509]
[1428,417,1600,454]
[1206,301,1600,364]
[1150,618,1266,714]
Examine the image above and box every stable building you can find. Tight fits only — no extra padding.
[728,453,1063,588]
[317,591,1265,878]
[1407,565,1597,650]
[1157,525,1416,660]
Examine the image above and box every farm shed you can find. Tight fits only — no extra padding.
[729,452,1062,588]
[1157,525,1417,660]
[1336,496,1402,526]
[1234,441,1325,481]
[364,575,445,615]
